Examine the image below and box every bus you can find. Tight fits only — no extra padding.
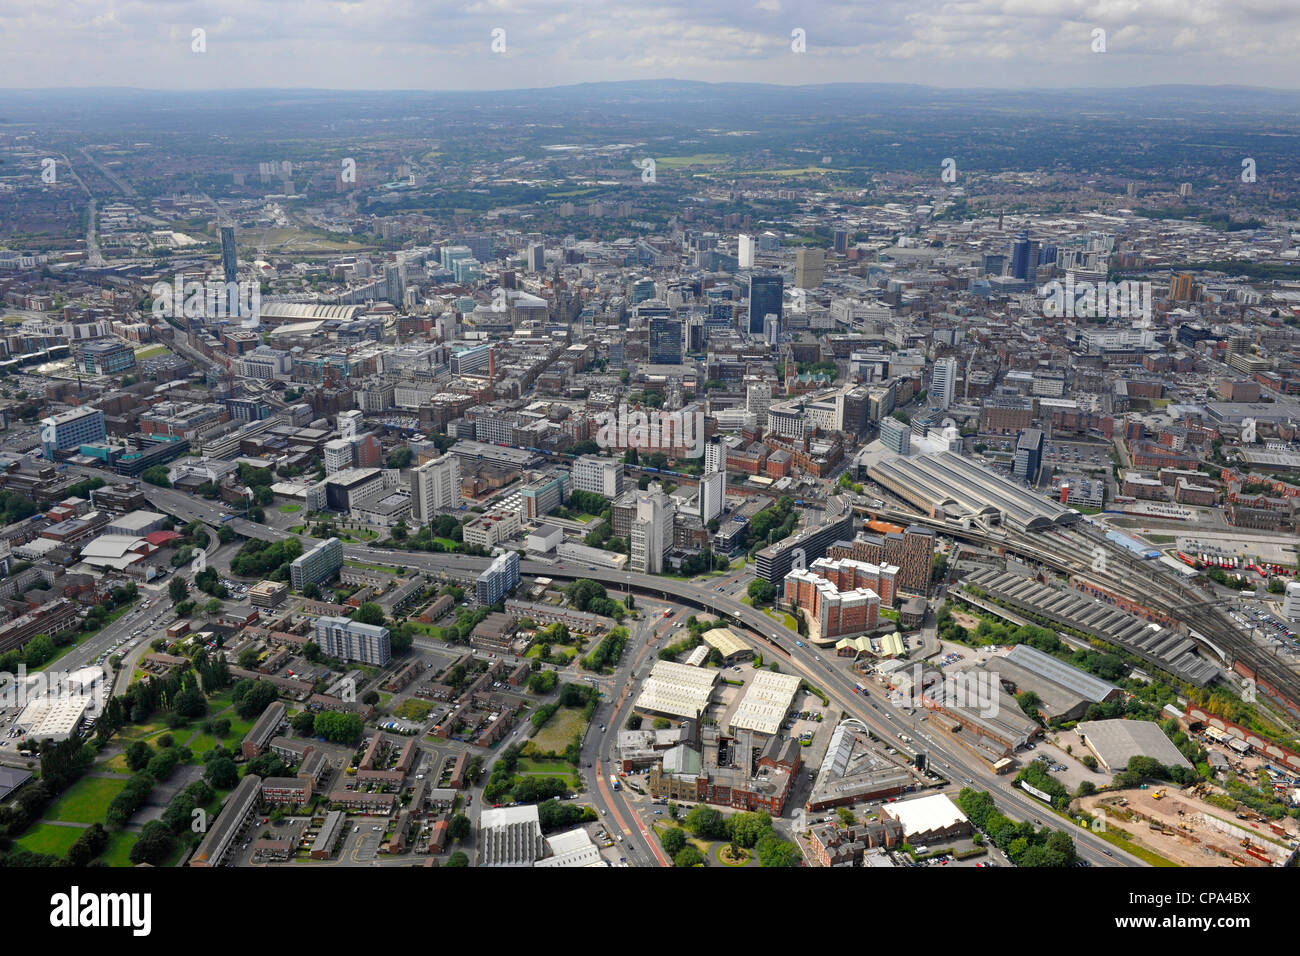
[610,774,621,791]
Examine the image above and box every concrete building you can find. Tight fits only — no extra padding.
[314,616,392,666]
[572,455,623,498]
[289,537,344,592]
[410,452,462,523]
[476,551,520,605]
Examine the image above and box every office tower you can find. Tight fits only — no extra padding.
[314,616,391,666]
[290,537,344,592]
[220,225,239,315]
[410,452,462,523]
[526,243,545,272]
[1179,183,1192,198]
[630,492,673,574]
[573,455,624,498]
[930,357,958,410]
[746,379,773,426]
[338,409,364,441]
[747,272,783,335]
[648,314,683,364]
[40,406,106,460]
[833,229,848,254]
[981,253,1005,276]
[323,439,354,475]
[738,234,756,269]
[794,247,825,289]
[1010,231,1031,280]
[476,551,520,605]
[1013,428,1045,483]
[385,261,406,307]
[1284,581,1300,621]
[879,417,911,455]
[763,313,780,346]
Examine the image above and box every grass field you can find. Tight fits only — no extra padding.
[134,345,171,360]
[47,776,129,824]
[102,830,139,866]
[16,824,84,858]
[516,757,574,776]
[278,504,302,513]
[656,154,729,169]
[763,607,799,632]
[527,707,589,755]
[434,537,459,549]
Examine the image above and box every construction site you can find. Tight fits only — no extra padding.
[1078,785,1300,868]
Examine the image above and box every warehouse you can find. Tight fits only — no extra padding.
[633,660,718,721]
[806,720,913,811]
[702,627,753,663]
[869,451,1078,532]
[728,671,802,738]
[992,643,1123,722]
[881,793,971,843]
[1075,719,1194,774]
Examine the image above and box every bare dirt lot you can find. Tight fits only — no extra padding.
[1079,787,1297,867]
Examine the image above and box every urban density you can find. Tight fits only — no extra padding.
[0,10,1297,914]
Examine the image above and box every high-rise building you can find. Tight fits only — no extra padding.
[747,273,783,335]
[40,406,105,460]
[930,358,958,410]
[337,410,364,441]
[410,452,462,523]
[794,247,825,289]
[290,537,344,592]
[526,243,545,272]
[79,340,137,375]
[323,439,354,475]
[1010,231,1032,280]
[1284,581,1300,621]
[699,470,725,524]
[648,314,683,364]
[879,417,911,455]
[833,229,848,255]
[476,551,520,605]
[1169,273,1197,303]
[315,616,391,666]
[1013,428,1044,484]
[572,456,623,498]
[220,225,239,317]
[386,261,406,307]
[630,491,673,574]
[738,234,756,269]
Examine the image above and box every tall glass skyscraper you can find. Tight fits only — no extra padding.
[748,272,783,335]
[1010,231,1032,280]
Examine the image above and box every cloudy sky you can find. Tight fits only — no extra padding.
[1,0,1297,90]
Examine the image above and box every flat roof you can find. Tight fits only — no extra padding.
[1076,718,1194,773]
[885,792,968,838]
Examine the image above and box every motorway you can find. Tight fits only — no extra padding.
[135,480,1138,866]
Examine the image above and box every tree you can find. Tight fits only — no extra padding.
[747,579,776,605]
[205,597,224,616]
[352,602,386,626]
[141,466,171,488]
[674,845,705,867]
[660,827,687,856]
[204,756,239,789]
[168,577,189,603]
[684,805,727,840]
[837,806,856,826]
[291,709,317,736]
[445,850,470,867]
[124,740,153,773]
[448,813,471,841]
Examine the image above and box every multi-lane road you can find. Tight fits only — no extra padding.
[134,480,1140,866]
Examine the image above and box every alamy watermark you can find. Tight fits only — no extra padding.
[151,276,261,323]
[0,664,111,713]
[1040,276,1151,322]
[892,663,1001,718]
[594,403,705,458]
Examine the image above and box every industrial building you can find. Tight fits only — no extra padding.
[633,660,719,721]
[992,643,1124,722]
[1075,719,1195,774]
[727,671,802,738]
[806,720,914,811]
[868,451,1079,532]
[962,568,1219,686]
[881,793,971,843]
